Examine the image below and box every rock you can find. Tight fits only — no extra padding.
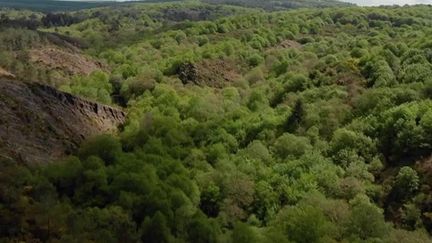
[0,79,125,165]
[177,59,241,88]
[29,47,105,76]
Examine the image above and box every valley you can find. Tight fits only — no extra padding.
[1,1,432,242]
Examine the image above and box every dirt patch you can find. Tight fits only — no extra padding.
[277,39,303,49]
[0,67,15,79]
[178,59,241,88]
[416,156,432,182]
[0,79,125,165]
[29,47,104,76]
[334,71,366,105]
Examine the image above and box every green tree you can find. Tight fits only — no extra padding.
[273,133,312,159]
[79,135,122,165]
[272,204,336,243]
[390,167,419,202]
[346,198,389,240]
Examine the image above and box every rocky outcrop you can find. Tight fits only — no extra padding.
[0,79,125,165]
[178,59,241,88]
[29,47,105,76]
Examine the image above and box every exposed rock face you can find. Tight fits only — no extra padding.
[178,59,241,88]
[0,79,125,165]
[29,47,105,76]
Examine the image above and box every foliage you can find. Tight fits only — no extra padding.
[2,2,432,242]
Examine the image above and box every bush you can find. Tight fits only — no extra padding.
[346,198,389,240]
[247,53,264,67]
[273,133,312,159]
[272,204,336,243]
[79,135,122,164]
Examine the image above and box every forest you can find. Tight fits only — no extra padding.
[203,0,350,10]
[1,1,432,242]
[0,0,181,12]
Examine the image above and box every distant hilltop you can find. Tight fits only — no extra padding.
[0,0,178,12]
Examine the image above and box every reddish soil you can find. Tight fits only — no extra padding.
[29,47,104,76]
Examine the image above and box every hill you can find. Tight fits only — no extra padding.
[1,2,432,242]
[0,0,352,12]
[0,0,178,12]
[0,79,125,164]
[204,0,352,10]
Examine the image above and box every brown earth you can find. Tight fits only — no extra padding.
[0,79,125,165]
[0,67,15,79]
[278,39,303,49]
[178,59,241,88]
[29,47,104,76]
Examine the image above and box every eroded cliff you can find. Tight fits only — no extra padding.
[0,79,125,164]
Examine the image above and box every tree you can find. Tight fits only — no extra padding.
[401,63,432,84]
[232,222,260,243]
[174,31,187,44]
[284,99,304,132]
[79,135,122,165]
[329,128,376,167]
[186,213,219,243]
[65,206,138,243]
[247,53,264,67]
[361,58,395,87]
[273,133,312,159]
[200,184,221,217]
[140,212,173,243]
[68,71,113,104]
[345,197,389,240]
[271,204,336,243]
[390,167,419,202]
[221,175,255,221]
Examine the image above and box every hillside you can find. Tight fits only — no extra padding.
[0,0,351,12]
[0,0,178,12]
[0,0,114,12]
[204,0,352,10]
[1,2,432,243]
[0,79,125,165]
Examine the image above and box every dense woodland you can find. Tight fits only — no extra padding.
[0,0,181,12]
[203,0,350,10]
[1,1,432,242]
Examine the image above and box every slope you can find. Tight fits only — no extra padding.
[0,79,125,165]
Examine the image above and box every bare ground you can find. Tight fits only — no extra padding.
[0,79,125,165]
